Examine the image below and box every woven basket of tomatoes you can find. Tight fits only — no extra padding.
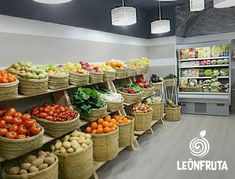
[31,104,80,138]
[0,108,44,160]
[85,115,119,162]
[135,77,155,98]
[0,71,19,101]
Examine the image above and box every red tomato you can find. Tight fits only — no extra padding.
[12,117,23,126]
[0,128,8,136]
[16,134,26,139]
[18,125,27,135]
[24,119,36,129]
[46,116,53,121]
[21,114,31,121]
[5,108,16,116]
[2,115,13,123]
[13,112,22,118]
[30,126,41,135]
[0,120,6,128]
[5,131,17,139]
[9,124,18,132]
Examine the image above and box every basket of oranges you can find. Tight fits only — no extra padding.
[0,71,19,101]
[112,115,134,147]
[85,115,119,161]
[106,60,127,79]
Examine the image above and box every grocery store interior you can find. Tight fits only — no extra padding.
[0,0,235,179]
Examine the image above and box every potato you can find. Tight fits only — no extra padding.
[25,155,37,163]
[55,150,60,153]
[71,140,79,150]
[32,158,44,168]
[67,148,75,153]
[47,153,55,158]
[59,147,66,153]
[44,157,55,166]
[81,143,88,149]
[76,147,83,152]
[69,137,79,141]
[38,155,46,160]
[85,134,91,139]
[38,163,48,171]
[20,163,31,170]
[29,166,39,173]
[63,141,71,149]
[71,130,80,137]
[55,141,63,150]
[78,139,86,145]
[8,167,20,175]
[63,135,70,142]
[19,169,28,175]
[38,151,47,157]
[85,138,91,145]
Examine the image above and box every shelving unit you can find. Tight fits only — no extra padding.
[177,41,231,116]
[0,74,163,179]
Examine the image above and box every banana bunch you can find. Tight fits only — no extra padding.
[64,62,88,74]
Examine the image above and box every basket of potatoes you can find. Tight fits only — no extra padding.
[50,130,93,179]
[2,151,58,179]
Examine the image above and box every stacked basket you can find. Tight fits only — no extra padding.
[18,77,48,95]
[127,67,136,77]
[0,80,19,101]
[114,68,127,79]
[165,106,181,121]
[103,70,116,81]
[89,71,104,83]
[106,98,124,112]
[132,111,153,131]
[69,72,89,86]
[119,91,143,104]
[147,103,164,121]
[142,86,155,98]
[136,67,145,75]
[81,105,108,122]
[118,116,134,147]
[48,74,69,90]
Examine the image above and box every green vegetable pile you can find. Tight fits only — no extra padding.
[204,69,213,77]
[125,83,143,93]
[71,88,106,116]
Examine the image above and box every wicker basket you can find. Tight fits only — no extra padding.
[91,128,119,162]
[127,68,136,77]
[152,82,163,91]
[180,87,203,92]
[81,105,108,122]
[33,115,80,138]
[118,91,143,103]
[114,68,127,79]
[103,71,116,81]
[147,103,164,120]
[48,75,69,90]
[3,153,58,179]
[164,79,176,87]
[165,106,181,121]
[143,66,149,74]
[106,98,124,112]
[118,116,134,147]
[89,71,104,84]
[142,86,155,98]
[56,142,93,179]
[132,111,153,131]
[0,128,44,160]
[0,80,19,101]
[69,72,89,86]
[136,67,145,75]
[18,77,48,95]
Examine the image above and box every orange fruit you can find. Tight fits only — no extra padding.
[109,122,114,128]
[102,121,109,128]
[98,124,103,129]
[104,127,111,133]
[91,122,98,130]
[92,129,97,134]
[96,128,104,134]
[111,119,117,124]
[104,115,111,122]
[98,118,104,124]
[110,127,116,132]
[85,127,92,133]
[117,119,123,124]
[123,118,129,123]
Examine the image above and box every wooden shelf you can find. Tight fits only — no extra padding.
[179,56,229,62]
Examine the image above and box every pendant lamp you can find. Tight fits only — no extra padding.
[111,0,137,26]
[33,0,72,4]
[151,1,171,34]
[190,0,205,11]
[214,0,235,8]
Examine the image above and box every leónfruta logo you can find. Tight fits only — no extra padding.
[177,130,228,171]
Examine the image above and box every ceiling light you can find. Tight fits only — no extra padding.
[190,0,205,11]
[111,0,137,26]
[151,1,171,34]
[33,0,72,4]
[214,0,235,8]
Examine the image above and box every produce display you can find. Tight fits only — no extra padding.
[132,103,152,113]
[0,108,42,139]
[50,130,91,154]
[126,57,150,68]
[64,62,88,74]
[0,70,17,83]
[135,77,151,89]
[85,115,118,134]
[120,83,143,94]
[106,59,126,69]
[96,64,116,72]
[6,61,48,79]
[31,104,78,122]
[79,61,103,73]
[145,96,163,104]
[149,74,163,83]
[42,64,68,77]
[71,87,106,116]
[101,92,123,103]
[6,151,56,175]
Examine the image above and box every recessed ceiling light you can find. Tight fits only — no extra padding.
[33,0,73,4]
[214,0,235,8]
[190,0,205,12]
